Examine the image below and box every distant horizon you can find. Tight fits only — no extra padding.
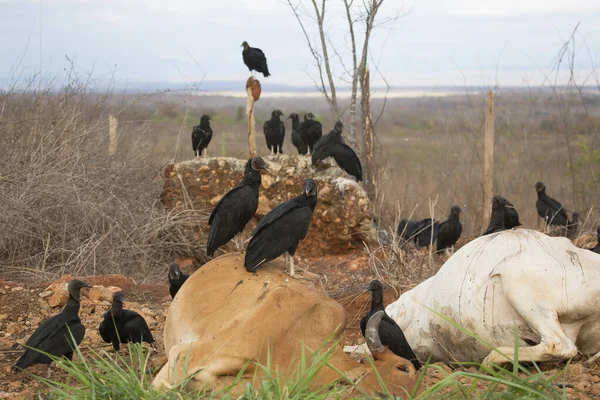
[4,77,599,96]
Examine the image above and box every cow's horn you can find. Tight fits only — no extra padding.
[365,310,385,354]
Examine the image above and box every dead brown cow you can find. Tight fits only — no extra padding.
[152,253,417,397]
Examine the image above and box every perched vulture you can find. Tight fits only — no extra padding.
[241,41,270,78]
[245,178,318,277]
[482,195,513,236]
[504,204,522,229]
[312,121,362,181]
[263,109,285,154]
[288,113,308,155]
[207,157,270,256]
[534,181,571,228]
[299,113,323,154]
[361,281,421,370]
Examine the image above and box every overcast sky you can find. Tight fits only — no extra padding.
[1,0,599,89]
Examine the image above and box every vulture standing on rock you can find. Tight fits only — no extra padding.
[241,41,270,78]
[482,195,514,236]
[207,157,270,256]
[300,113,323,154]
[312,121,362,181]
[15,280,91,370]
[311,120,344,164]
[168,263,189,299]
[263,109,285,154]
[288,113,308,155]
[436,206,462,252]
[245,178,318,278]
[99,291,155,351]
[534,181,570,228]
[360,281,421,370]
[191,114,213,157]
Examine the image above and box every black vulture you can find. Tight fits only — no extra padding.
[263,109,285,154]
[436,206,462,252]
[534,181,570,228]
[504,204,521,229]
[207,157,269,257]
[360,281,421,369]
[333,142,363,181]
[99,292,155,351]
[245,178,318,277]
[191,114,213,157]
[482,195,513,236]
[15,280,91,370]
[241,41,270,78]
[287,113,308,155]
[397,219,422,243]
[590,228,600,255]
[299,113,323,154]
[397,218,439,248]
[312,121,362,181]
[168,263,189,299]
[311,120,343,164]
[415,218,440,248]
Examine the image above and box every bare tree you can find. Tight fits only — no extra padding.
[286,0,393,152]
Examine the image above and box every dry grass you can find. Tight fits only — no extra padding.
[1,63,599,283]
[0,76,207,282]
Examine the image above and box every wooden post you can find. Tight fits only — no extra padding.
[482,91,495,232]
[246,77,261,157]
[108,114,118,156]
[361,66,376,200]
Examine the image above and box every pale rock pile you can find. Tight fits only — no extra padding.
[160,155,376,256]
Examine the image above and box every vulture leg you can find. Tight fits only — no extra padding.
[285,252,299,278]
[236,233,244,250]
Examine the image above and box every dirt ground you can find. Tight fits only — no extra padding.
[1,251,600,399]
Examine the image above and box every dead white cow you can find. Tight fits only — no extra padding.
[385,229,600,365]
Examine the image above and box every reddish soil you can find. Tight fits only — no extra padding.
[1,251,599,399]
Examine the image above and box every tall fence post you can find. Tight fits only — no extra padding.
[108,114,118,156]
[482,91,495,232]
[246,77,261,157]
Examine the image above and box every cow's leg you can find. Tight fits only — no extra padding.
[152,343,250,391]
[583,350,600,367]
[483,289,577,365]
